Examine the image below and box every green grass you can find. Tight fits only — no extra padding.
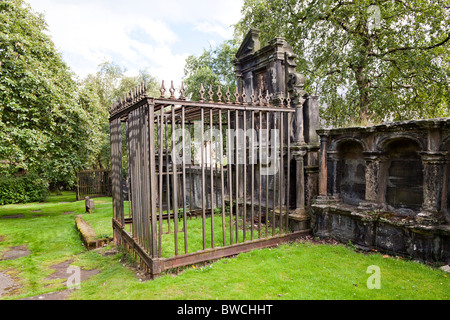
[157,211,279,258]
[0,192,448,300]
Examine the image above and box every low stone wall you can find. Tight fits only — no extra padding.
[75,215,112,250]
[311,202,450,264]
[311,118,450,264]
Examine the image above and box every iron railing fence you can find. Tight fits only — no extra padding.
[76,170,111,201]
[109,82,308,277]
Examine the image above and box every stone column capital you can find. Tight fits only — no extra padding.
[317,130,330,138]
[362,151,386,161]
[327,150,340,160]
[419,151,446,163]
[292,149,307,160]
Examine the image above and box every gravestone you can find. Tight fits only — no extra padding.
[85,196,95,213]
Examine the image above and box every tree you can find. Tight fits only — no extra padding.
[183,40,239,101]
[0,0,98,186]
[81,62,160,169]
[236,0,450,126]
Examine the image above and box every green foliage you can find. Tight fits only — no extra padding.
[0,173,49,205]
[0,2,161,187]
[0,0,100,186]
[81,62,160,170]
[183,40,239,101]
[236,0,450,126]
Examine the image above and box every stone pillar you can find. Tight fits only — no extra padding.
[359,152,387,209]
[293,97,306,145]
[417,152,446,224]
[317,132,329,200]
[292,149,307,215]
[286,69,307,146]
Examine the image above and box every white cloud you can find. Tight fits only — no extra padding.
[194,21,232,39]
[27,0,243,84]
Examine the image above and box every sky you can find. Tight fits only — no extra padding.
[27,0,244,85]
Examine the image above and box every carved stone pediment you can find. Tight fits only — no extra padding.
[235,29,261,59]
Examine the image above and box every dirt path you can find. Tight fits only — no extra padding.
[0,271,21,297]
[0,256,100,300]
[21,259,100,300]
[0,245,31,261]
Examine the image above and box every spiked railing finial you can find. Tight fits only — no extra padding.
[179,82,186,100]
[169,81,176,99]
[234,87,240,104]
[217,85,223,103]
[160,80,166,99]
[265,90,270,106]
[199,83,205,102]
[208,84,214,103]
[225,87,231,104]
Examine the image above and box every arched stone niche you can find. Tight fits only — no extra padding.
[383,138,424,213]
[334,140,366,206]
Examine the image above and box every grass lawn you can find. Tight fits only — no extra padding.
[0,191,448,300]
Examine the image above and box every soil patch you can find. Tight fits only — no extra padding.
[0,271,21,297]
[0,236,5,242]
[19,260,101,300]
[20,289,75,300]
[46,259,100,282]
[1,245,31,261]
[1,214,25,219]
[62,211,74,215]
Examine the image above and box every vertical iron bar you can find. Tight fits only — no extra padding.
[182,107,188,254]
[172,106,178,256]
[143,106,150,252]
[189,122,193,221]
[201,108,206,250]
[227,110,234,245]
[272,111,276,237]
[209,108,215,248]
[279,111,283,234]
[145,107,151,252]
[235,110,239,243]
[250,111,255,240]
[128,113,134,236]
[133,109,139,245]
[133,111,139,240]
[242,110,247,242]
[286,113,291,234]
[219,109,226,247]
[265,112,269,238]
[258,111,262,239]
[148,104,158,257]
[158,112,164,257]
[126,120,132,224]
[165,114,171,233]
[136,109,143,246]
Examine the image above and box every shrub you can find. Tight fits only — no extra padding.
[0,173,49,205]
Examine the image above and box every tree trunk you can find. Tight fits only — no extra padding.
[355,66,370,124]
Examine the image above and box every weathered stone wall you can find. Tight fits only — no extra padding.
[312,203,449,263]
[313,118,450,263]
